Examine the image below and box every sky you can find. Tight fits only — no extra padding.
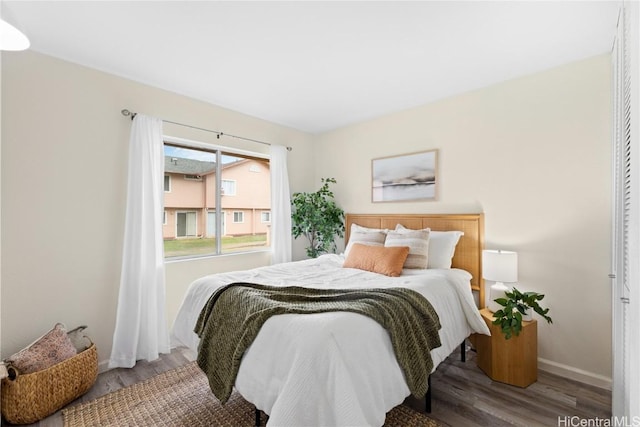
[164,145,239,164]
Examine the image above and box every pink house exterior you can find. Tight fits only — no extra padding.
[163,157,270,239]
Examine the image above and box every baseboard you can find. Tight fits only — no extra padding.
[98,359,110,374]
[538,357,612,390]
[96,346,195,374]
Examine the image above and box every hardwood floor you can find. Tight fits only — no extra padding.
[426,349,611,427]
[3,346,611,427]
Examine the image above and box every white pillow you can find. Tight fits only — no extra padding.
[350,223,389,234]
[384,229,430,269]
[344,230,386,257]
[395,224,463,269]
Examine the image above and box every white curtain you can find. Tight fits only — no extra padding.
[109,114,169,369]
[270,145,292,264]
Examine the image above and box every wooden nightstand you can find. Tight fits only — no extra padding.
[475,308,537,387]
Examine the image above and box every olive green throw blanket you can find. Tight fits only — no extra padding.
[194,283,442,404]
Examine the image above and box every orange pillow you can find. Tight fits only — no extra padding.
[343,243,410,277]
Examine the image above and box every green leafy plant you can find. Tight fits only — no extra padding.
[493,287,553,339]
[291,178,345,258]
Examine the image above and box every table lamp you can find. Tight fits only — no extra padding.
[482,249,518,312]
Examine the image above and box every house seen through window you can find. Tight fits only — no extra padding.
[163,143,271,258]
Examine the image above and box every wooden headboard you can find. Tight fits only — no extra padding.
[345,213,485,308]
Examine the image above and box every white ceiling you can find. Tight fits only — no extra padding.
[2,1,620,134]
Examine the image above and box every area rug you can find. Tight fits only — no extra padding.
[63,361,441,427]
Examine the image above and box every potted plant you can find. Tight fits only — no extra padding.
[291,177,345,258]
[492,287,553,339]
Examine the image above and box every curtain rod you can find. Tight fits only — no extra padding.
[121,109,292,151]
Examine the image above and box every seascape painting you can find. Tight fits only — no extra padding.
[372,150,438,202]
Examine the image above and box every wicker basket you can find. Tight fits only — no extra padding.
[1,343,98,424]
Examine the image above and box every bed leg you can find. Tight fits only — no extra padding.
[255,408,261,426]
[461,341,466,362]
[425,375,432,413]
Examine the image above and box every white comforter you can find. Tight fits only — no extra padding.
[171,254,490,427]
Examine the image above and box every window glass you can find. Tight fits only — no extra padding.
[163,144,270,258]
[221,179,236,196]
[220,154,270,254]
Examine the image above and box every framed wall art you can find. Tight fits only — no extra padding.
[371,149,438,202]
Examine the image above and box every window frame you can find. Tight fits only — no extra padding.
[175,210,198,237]
[163,135,271,261]
[221,179,237,196]
[233,211,245,223]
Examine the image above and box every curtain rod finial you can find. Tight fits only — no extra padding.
[121,109,137,120]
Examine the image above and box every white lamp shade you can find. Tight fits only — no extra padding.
[482,250,518,283]
[0,19,30,51]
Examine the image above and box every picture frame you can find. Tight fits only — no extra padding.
[371,149,438,202]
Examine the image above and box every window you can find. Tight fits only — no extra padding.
[163,211,167,225]
[221,180,236,196]
[163,142,270,258]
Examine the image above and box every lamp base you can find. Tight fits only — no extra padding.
[487,282,510,312]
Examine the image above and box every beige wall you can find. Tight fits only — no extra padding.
[1,50,613,387]
[314,54,613,386]
[0,47,3,364]
[0,50,315,368]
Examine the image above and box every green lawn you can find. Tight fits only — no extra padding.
[164,234,268,258]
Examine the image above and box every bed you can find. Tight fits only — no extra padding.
[171,213,490,427]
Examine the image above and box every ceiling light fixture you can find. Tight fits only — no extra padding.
[0,19,30,51]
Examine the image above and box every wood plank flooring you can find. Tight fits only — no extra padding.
[3,346,611,427]
[426,348,611,427]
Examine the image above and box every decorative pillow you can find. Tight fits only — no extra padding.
[5,323,78,374]
[350,223,388,234]
[343,243,410,277]
[427,231,464,268]
[385,229,430,269]
[344,230,387,257]
[395,224,464,269]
